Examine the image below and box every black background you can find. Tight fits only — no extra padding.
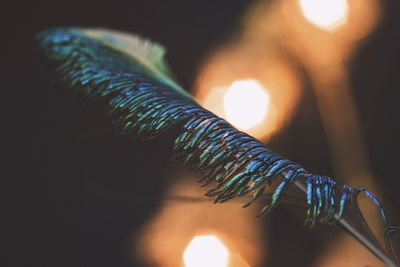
[2,0,400,266]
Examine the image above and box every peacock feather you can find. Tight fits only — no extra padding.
[35,27,400,266]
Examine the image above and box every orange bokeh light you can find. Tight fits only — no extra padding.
[134,174,264,267]
[299,0,349,31]
[183,235,229,267]
[242,0,381,66]
[194,43,301,141]
[222,80,270,131]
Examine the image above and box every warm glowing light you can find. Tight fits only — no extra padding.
[223,80,269,130]
[183,235,229,267]
[194,41,302,141]
[299,0,349,31]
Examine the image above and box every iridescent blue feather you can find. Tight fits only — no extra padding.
[34,27,387,227]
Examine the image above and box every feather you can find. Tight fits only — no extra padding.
[35,27,398,266]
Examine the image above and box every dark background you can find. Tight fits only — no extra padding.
[2,0,400,266]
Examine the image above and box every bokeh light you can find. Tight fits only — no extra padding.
[299,0,349,31]
[135,175,264,267]
[183,235,229,267]
[195,44,301,141]
[223,80,270,130]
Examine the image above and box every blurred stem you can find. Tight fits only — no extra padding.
[308,64,371,186]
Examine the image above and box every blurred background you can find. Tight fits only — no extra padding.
[2,0,400,266]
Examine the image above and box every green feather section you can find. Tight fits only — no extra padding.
[81,28,191,98]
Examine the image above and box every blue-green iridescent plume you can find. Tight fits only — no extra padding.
[35,27,398,265]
